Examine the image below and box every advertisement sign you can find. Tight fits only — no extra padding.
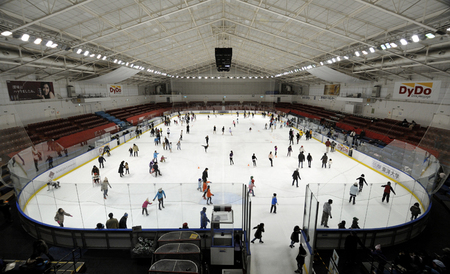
[108,84,122,95]
[324,84,340,96]
[6,81,55,101]
[393,81,441,102]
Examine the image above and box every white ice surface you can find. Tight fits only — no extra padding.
[23,114,419,274]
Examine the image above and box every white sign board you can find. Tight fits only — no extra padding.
[392,81,441,102]
[108,84,123,96]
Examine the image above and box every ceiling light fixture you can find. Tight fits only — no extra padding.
[362,50,368,55]
[50,43,58,48]
[344,56,349,59]
[89,53,95,57]
[355,51,360,56]
[369,47,375,53]
[400,39,408,45]
[336,56,341,61]
[84,50,89,56]
[21,34,30,41]
[411,34,420,42]
[76,49,83,54]
[320,61,324,65]
[385,43,391,49]
[45,40,53,47]
[97,54,101,59]
[125,62,129,66]
[425,33,435,39]
[390,43,397,48]
[1,31,12,36]
[380,45,386,50]
[102,56,107,60]
[34,38,42,45]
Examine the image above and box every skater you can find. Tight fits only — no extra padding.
[338,220,346,229]
[47,179,61,191]
[205,135,209,145]
[252,153,257,167]
[106,213,119,229]
[328,158,332,168]
[197,178,202,191]
[200,207,210,229]
[54,208,72,227]
[307,153,313,168]
[129,147,133,157]
[381,182,396,203]
[153,150,159,161]
[296,132,301,144]
[356,174,368,192]
[321,199,333,228]
[205,185,214,205]
[229,150,234,165]
[251,223,265,243]
[287,145,293,157]
[298,151,305,168]
[46,155,53,169]
[248,176,255,196]
[289,225,301,248]
[91,165,100,176]
[101,177,112,199]
[92,173,100,185]
[213,125,216,134]
[125,162,129,174]
[133,144,139,157]
[274,146,278,157]
[350,217,360,229]
[349,183,358,205]
[153,188,166,210]
[270,193,278,213]
[166,128,170,138]
[331,141,336,152]
[292,168,301,187]
[222,126,225,135]
[32,145,41,172]
[229,127,233,136]
[410,202,421,220]
[295,244,307,273]
[103,145,111,156]
[320,153,328,168]
[98,155,106,168]
[299,145,305,154]
[325,139,331,153]
[201,144,209,152]
[177,140,181,150]
[153,162,162,177]
[169,142,172,153]
[118,161,125,177]
[268,151,274,167]
[186,124,190,134]
[160,155,166,162]
[202,168,208,182]
[142,198,152,216]
[180,130,183,141]
[119,213,128,229]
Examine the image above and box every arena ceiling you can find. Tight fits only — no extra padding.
[0,0,449,85]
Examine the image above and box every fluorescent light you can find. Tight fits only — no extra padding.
[400,39,408,45]
[355,51,360,56]
[1,31,12,36]
[411,34,420,42]
[97,54,101,59]
[46,40,53,47]
[102,56,106,60]
[385,43,391,49]
[390,43,397,48]
[125,62,129,66]
[369,47,375,53]
[89,53,95,57]
[34,38,42,45]
[327,60,332,64]
[50,43,57,48]
[344,56,349,59]
[425,33,435,39]
[337,56,341,61]
[113,59,117,63]
[21,34,30,41]
[84,50,89,56]
[380,44,386,50]
[332,58,336,62]
[320,61,324,65]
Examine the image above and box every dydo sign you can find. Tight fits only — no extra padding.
[108,84,122,95]
[393,81,441,102]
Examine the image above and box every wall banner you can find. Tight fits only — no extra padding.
[6,80,55,101]
[324,84,340,96]
[393,81,441,102]
[108,84,122,96]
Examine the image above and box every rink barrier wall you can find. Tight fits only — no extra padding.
[16,110,430,252]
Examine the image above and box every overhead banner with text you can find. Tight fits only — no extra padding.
[108,84,123,96]
[393,81,441,102]
[6,80,55,101]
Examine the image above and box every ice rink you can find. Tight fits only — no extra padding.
[23,113,419,274]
